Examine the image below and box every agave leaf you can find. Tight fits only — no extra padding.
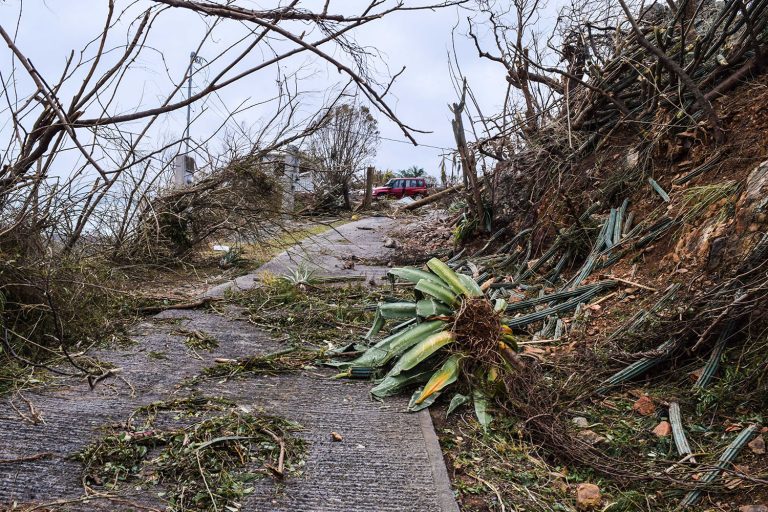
[378,301,417,319]
[388,331,454,377]
[473,389,492,432]
[413,355,460,406]
[349,320,445,369]
[390,317,417,333]
[371,369,433,399]
[388,267,446,286]
[457,273,484,297]
[447,393,470,416]
[408,386,441,412]
[415,279,458,306]
[426,258,472,296]
[415,299,453,318]
[365,310,385,340]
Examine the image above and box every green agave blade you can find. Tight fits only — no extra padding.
[378,301,417,319]
[415,299,453,317]
[415,279,458,306]
[349,320,446,369]
[427,258,473,296]
[371,369,433,399]
[388,330,454,377]
[473,389,493,432]
[412,355,460,407]
[388,267,446,286]
[447,393,470,417]
[457,273,484,297]
[364,310,385,340]
[408,386,441,412]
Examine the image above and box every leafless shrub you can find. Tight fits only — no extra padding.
[0,0,464,375]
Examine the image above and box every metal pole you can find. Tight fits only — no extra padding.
[184,51,195,162]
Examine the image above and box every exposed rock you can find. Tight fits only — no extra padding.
[577,429,606,445]
[652,421,672,437]
[576,483,601,510]
[572,416,589,428]
[748,434,766,455]
[739,160,768,227]
[707,235,728,270]
[739,505,768,512]
[689,367,704,382]
[632,395,656,416]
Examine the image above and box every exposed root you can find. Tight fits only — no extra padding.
[451,297,502,366]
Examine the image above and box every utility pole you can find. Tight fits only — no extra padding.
[184,51,196,161]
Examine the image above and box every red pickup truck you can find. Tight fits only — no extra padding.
[372,177,429,200]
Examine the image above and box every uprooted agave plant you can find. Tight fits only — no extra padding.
[337,258,520,423]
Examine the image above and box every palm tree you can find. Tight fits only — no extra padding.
[397,165,426,177]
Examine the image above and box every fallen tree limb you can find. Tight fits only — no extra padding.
[397,184,465,211]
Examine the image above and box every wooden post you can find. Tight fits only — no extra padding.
[361,166,375,210]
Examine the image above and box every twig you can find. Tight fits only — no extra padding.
[518,337,569,345]
[196,451,219,512]
[262,427,286,477]
[0,452,54,464]
[603,275,658,292]
[472,473,506,512]
[87,367,123,390]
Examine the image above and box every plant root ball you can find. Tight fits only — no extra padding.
[451,297,502,364]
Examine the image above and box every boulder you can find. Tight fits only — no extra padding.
[632,395,656,416]
[652,421,672,437]
[748,434,766,455]
[576,483,601,510]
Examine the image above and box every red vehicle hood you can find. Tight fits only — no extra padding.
[373,186,391,192]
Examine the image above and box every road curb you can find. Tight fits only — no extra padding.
[419,409,460,512]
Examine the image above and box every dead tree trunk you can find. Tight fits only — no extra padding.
[451,80,485,229]
[360,166,374,210]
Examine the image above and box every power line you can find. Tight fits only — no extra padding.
[379,135,455,152]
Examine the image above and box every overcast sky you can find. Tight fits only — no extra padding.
[1,1,564,177]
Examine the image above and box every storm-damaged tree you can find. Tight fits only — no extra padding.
[0,0,462,381]
[308,103,380,210]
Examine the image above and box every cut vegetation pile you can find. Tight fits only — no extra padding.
[78,396,305,511]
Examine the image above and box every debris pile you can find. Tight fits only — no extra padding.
[344,150,768,505]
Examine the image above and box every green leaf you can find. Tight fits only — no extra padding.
[473,389,492,432]
[388,267,446,286]
[349,320,445,369]
[415,279,458,306]
[371,369,433,399]
[387,330,454,377]
[426,258,473,296]
[412,355,460,407]
[447,393,470,417]
[378,301,417,319]
[408,386,441,412]
[415,299,453,318]
[364,310,385,340]
[457,273,484,297]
